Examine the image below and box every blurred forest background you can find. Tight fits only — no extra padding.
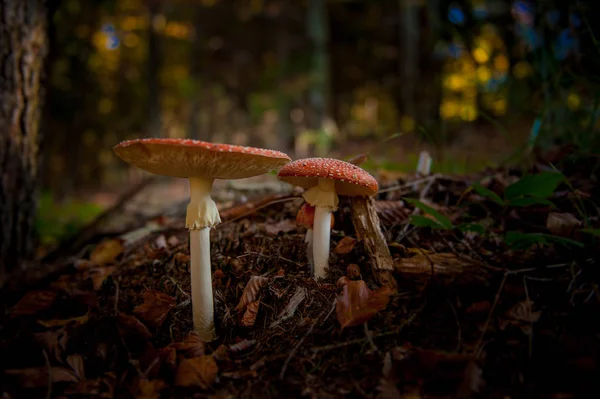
[34,0,600,246]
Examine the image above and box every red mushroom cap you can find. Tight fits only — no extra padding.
[278,158,378,196]
[113,138,291,179]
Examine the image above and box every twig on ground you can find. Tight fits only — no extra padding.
[44,177,156,263]
[42,349,52,399]
[378,174,444,195]
[218,195,301,227]
[280,299,337,379]
[446,296,462,352]
[364,322,380,354]
[311,302,425,354]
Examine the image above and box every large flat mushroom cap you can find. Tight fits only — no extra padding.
[113,138,291,179]
[278,157,378,196]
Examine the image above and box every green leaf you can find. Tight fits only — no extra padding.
[409,215,445,229]
[503,231,583,250]
[471,183,504,206]
[507,197,555,207]
[404,198,453,230]
[580,228,600,237]
[457,223,486,234]
[504,172,565,200]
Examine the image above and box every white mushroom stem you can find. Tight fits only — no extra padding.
[303,178,338,280]
[190,228,214,341]
[186,176,221,341]
[312,206,332,279]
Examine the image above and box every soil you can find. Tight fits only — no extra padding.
[1,150,599,399]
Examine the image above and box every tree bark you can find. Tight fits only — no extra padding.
[147,0,162,138]
[0,0,48,287]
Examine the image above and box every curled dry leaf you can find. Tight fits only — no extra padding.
[84,266,116,291]
[10,290,58,318]
[117,313,152,339]
[66,354,85,380]
[4,366,79,388]
[375,200,409,230]
[37,311,89,328]
[240,300,260,327]
[336,280,392,329]
[337,276,351,288]
[135,379,166,399]
[347,264,361,279]
[546,212,581,237]
[229,339,257,353]
[133,290,176,328]
[172,331,205,358]
[236,276,269,312]
[175,356,219,389]
[34,328,69,360]
[335,236,357,254]
[90,238,125,265]
[64,372,116,398]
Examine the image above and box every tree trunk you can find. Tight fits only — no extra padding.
[147,1,162,138]
[0,0,48,287]
[307,0,333,153]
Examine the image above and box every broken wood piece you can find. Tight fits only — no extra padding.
[350,196,397,291]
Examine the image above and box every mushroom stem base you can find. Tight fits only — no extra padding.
[190,228,216,341]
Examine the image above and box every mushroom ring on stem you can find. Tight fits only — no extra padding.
[278,158,378,279]
[113,138,290,341]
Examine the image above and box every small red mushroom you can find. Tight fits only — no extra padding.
[114,138,290,340]
[279,158,378,279]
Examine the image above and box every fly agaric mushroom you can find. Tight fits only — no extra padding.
[113,138,290,340]
[296,202,334,275]
[278,158,378,279]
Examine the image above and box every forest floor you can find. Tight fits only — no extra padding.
[1,147,599,399]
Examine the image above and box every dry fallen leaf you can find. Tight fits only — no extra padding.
[236,276,269,312]
[133,290,176,328]
[37,311,89,328]
[5,366,79,388]
[34,328,69,360]
[64,372,116,398]
[336,280,391,329]
[240,300,260,327]
[546,212,581,237]
[84,266,116,290]
[229,339,257,353]
[10,290,58,318]
[117,313,152,339]
[90,239,125,265]
[175,356,219,389]
[171,331,205,358]
[335,236,357,254]
[347,264,361,279]
[135,379,166,399]
[66,354,85,380]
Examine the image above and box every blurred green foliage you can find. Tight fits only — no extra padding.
[35,191,104,246]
